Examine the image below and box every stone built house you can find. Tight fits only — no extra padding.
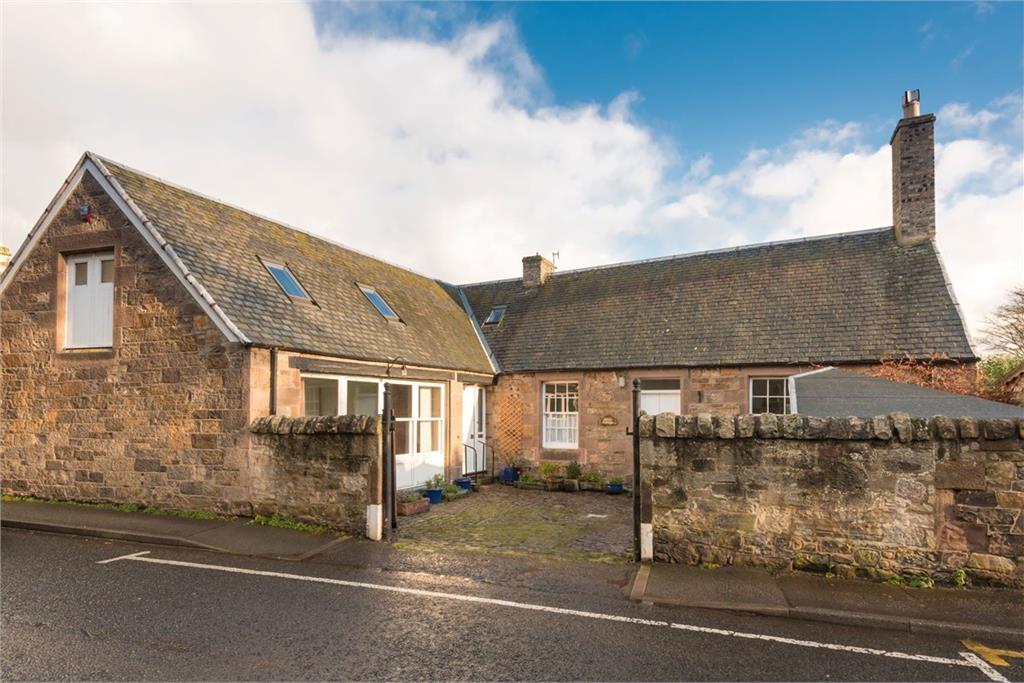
[1,93,976,510]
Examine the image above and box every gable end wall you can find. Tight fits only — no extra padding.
[1,173,253,513]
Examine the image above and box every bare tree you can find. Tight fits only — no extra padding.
[982,286,1024,357]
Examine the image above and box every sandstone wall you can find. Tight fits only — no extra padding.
[640,413,1024,588]
[249,415,381,534]
[1,174,252,513]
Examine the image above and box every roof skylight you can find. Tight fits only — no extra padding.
[264,262,310,300]
[484,306,506,325]
[359,284,401,321]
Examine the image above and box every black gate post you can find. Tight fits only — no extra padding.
[631,378,642,563]
[382,383,394,538]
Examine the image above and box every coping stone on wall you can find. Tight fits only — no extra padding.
[250,415,378,435]
[643,414,1024,443]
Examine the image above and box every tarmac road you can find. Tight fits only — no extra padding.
[2,528,1021,682]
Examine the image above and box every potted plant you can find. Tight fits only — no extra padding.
[539,461,564,491]
[606,476,625,495]
[563,461,582,492]
[499,454,522,484]
[454,476,472,490]
[580,468,605,492]
[424,474,446,504]
[397,490,430,516]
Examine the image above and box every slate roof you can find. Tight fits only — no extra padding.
[792,368,1023,419]
[461,229,975,372]
[97,156,494,374]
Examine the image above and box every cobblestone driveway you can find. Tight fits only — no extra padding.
[396,485,632,563]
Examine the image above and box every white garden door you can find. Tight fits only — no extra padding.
[461,386,486,475]
[391,382,445,490]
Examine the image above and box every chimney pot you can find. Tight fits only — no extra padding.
[902,89,921,118]
[890,90,936,246]
[522,253,556,287]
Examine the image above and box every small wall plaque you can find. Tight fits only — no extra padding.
[600,415,618,426]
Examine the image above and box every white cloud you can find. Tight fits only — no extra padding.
[1,2,667,280]
[2,2,1020,351]
[938,102,1002,132]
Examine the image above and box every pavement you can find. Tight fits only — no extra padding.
[5,528,1024,681]
[0,499,345,560]
[631,563,1024,644]
[4,497,1022,647]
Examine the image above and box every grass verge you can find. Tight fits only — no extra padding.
[247,512,330,535]
[1,494,223,520]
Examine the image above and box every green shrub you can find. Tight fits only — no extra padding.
[539,461,561,479]
[425,474,446,490]
[564,461,582,480]
[906,574,934,589]
[249,513,329,535]
[608,476,624,485]
[580,469,605,484]
[952,568,967,588]
[400,490,424,503]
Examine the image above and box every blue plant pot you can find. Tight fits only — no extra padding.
[425,488,444,504]
[499,466,520,483]
[606,483,624,495]
[455,477,472,490]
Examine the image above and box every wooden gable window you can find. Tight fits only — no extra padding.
[65,252,114,349]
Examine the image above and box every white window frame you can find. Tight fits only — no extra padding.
[749,377,792,414]
[542,381,579,449]
[299,374,445,457]
[64,251,115,349]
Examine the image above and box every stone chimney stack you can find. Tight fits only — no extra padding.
[890,89,936,246]
[522,254,556,287]
[0,245,10,277]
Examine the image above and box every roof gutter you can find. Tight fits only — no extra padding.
[87,153,251,345]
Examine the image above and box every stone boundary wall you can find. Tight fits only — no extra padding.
[249,415,382,536]
[639,413,1024,588]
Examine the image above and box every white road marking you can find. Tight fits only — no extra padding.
[96,551,151,564]
[100,551,992,678]
[960,651,1011,683]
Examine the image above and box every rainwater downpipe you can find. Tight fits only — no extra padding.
[269,348,279,416]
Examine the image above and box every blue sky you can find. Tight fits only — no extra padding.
[315,1,1024,168]
[3,1,1023,344]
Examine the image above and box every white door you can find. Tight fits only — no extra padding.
[65,252,114,348]
[640,390,681,415]
[392,383,445,489]
[461,386,486,475]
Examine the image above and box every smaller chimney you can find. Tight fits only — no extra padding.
[890,89,936,246]
[522,253,555,287]
[0,245,10,277]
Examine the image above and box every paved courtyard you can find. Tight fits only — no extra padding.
[396,484,632,562]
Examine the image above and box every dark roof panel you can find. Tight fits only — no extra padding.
[101,158,494,374]
[461,230,975,371]
[793,369,1023,418]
